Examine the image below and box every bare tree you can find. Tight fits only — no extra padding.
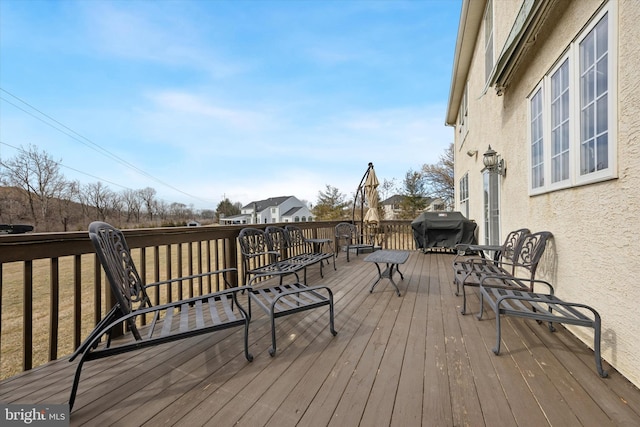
[155,200,168,221]
[169,202,188,220]
[0,188,29,224]
[109,192,124,223]
[83,182,114,222]
[422,143,454,210]
[57,180,81,231]
[0,145,67,228]
[139,187,157,221]
[379,178,397,202]
[122,189,143,223]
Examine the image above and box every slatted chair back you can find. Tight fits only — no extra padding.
[265,226,289,256]
[238,227,270,258]
[88,221,151,340]
[335,222,358,243]
[498,228,531,272]
[512,231,553,285]
[284,225,305,251]
[239,227,279,285]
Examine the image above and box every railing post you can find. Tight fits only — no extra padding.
[227,237,239,287]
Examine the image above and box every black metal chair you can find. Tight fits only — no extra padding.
[68,221,253,411]
[334,222,374,262]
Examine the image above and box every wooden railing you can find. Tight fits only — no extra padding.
[0,220,415,380]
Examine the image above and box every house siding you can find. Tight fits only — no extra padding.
[451,0,640,387]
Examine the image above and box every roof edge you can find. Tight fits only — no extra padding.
[445,0,487,126]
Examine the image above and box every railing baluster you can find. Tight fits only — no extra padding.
[23,260,33,371]
[197,241,203,295]
[177,243,183,301]
[73,255,81,349]
[165,245,172,303]
[188,242,194,298]
[154,246,160,306]
[49,257,59,361]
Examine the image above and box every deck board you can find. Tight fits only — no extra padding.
[2,251,640,426]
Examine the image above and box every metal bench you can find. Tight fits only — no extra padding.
[266,226,335,284]
[478,274,607,378]
[452,228,530,296]
[452,228,530,272]
[238,227,304,286]
[69,222,253,411]
[454,231,552,314]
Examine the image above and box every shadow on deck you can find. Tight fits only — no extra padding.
[1,251,640,426]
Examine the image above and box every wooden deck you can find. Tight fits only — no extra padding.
[2,251,640,426]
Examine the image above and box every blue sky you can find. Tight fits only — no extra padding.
[0,0,461,210]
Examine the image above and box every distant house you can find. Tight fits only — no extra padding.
[380,195,405,220]
[219,196,313,225]
[446,0,640,388]
[381,195,444,220]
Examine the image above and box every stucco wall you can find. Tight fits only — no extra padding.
[453,0,640,387]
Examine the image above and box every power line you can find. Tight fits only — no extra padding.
[0,88,215,204]
[0,140,131,190]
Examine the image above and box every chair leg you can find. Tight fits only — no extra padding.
[461,285,469,315]
[328,293,337,337]
[243,318,254,362]
[68,356,86,411]
[269,312,277,357]
[476,290,485,320]
[593,316,608,377]
[493,313,502,355]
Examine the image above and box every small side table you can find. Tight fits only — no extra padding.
[306,237,334,265]
[305,237,332,254]
[364,250,410,297]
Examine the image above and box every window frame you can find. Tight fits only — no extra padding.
[484,0,494,83]
[483,171,500,246]
[528,4,617,195]
[459,172,469,218]
[458,83,469,138]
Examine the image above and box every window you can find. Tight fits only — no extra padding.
[528,6,616,194]
[483,171,500,245]
[551,59,570,183]
[530,88,544,188]
[459,173,469,218]
[484,0,494,83]
[579,13,609,176]
[458,83,469,137]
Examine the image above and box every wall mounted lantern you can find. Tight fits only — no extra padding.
[481,145,506,176]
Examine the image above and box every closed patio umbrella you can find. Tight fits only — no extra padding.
[363,163,380,226]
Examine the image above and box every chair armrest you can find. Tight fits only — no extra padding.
[243,250,282,261]
[142,268,239,291]
[480,275,554,295]
[491,292,600,322]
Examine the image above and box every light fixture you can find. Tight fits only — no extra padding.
[466,149,478,158]
[481,145,506,176]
